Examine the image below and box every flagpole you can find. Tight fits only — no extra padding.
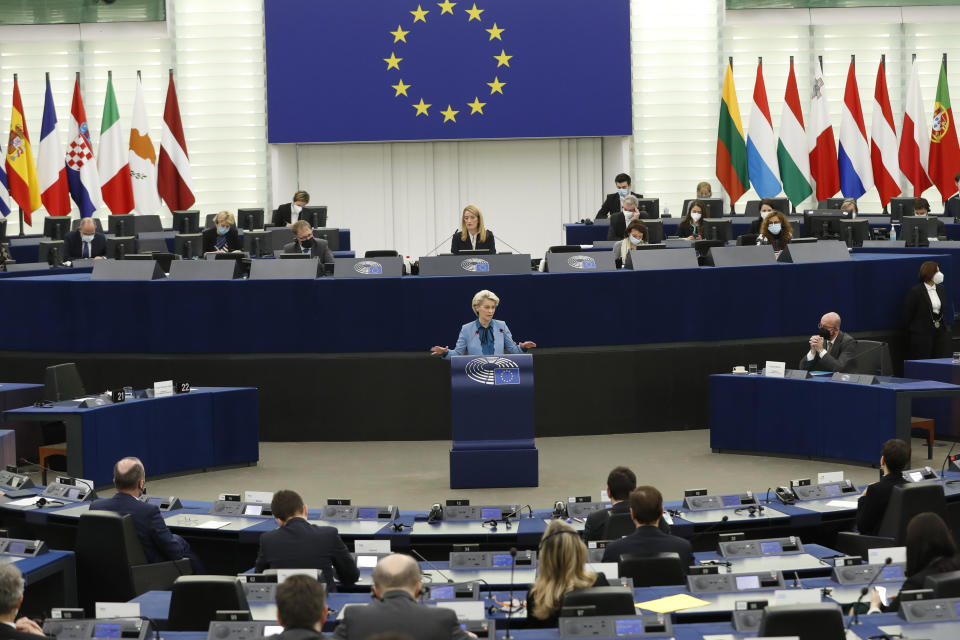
[789,55,797,214]
[881,55,888,215]
[728,55,736,215]
[12,73,25,237]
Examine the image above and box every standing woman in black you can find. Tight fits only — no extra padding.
[903,260,953,360]
[450,205,496,254]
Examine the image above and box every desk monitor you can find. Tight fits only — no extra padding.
[702,218,732,242]
[300,206,327,228]
[136,236,168,253]
[777,239,851,264]
[237,208,264,231]
[684,198,723,218]
[312,227,340,251]
[627,247,698,270]
[91,259,163,280]
[133,251,176,272]
[106,236,136,260]
[249,256,321,279]
[107,214,136,237]
[642,219,664,244]
[242,230,271,257]
[888,197,915,221]
[43,217,71,241]
[174,233,204,259]
[134,214,162,233]
[169,258,240,280]
[804,212,844,239]
[633,198,659,219]
[839,219,870,246]
[172,210,200,234]
[901,216,940,246]
[38,240,65,266]
[705,244,776,267]
[269,227,295,251]
[817,198,846,210]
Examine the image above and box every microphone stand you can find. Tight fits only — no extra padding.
[846,557,892,628]
[503,547,517,640]
[409,548,453,583]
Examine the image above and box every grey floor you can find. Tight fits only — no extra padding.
[136,431,943,508]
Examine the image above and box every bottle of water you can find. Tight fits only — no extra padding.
[890,223,897,241]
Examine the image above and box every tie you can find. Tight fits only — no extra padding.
[826,341,832,353]
[82,242,90,258]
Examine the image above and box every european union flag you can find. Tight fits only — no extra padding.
[265,0,631,143]
[495,367,520,385]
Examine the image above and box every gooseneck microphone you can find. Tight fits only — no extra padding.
[940,441,958,483]
[409,548,453,583]
[847,557,892,628]
[503,547,517,640]
[425,231,458,257]
[689,515,729,541]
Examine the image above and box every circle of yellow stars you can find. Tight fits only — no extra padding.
[383,2,513,123]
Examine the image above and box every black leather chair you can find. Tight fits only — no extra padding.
[602,513,636,540]
[736,233,759,246]
[925,569,960,598]
[561,587,635,616]
[758,603,844,639]
[364,250,399,258]
[44,362,85,401]
[76,511,191,615]
[835,483,947,559]
[168,575,249,631]
[853,339,893,376]
[618,552,686,587]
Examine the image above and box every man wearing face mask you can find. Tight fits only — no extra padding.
[282,220,334,265]
[272,190,310,228]
[64,217,107,260]
[595,173,642,220]
[799,311,857,373]
[607,195,651,240]
[913,197,946,237]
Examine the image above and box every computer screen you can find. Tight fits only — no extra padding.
[106,237,136,260]
[881,565,904,580]
[38,240,65,266]
[642,219,664,244]
[107,214,136,237]
[614,619,646,636]
[900,216,939,247]
[172,210,200,234]
[760,542,781,554]
[824,484,842,497]
[242,230,272,257]
[356,555,378,568]
[804,213,843,240]
[430,585,455,600]
[237,208,265,231]
[492,553,512,567]
[735,575,760,590]
[7,541,25,554]
[244,504,263,516]
[839,219,870,247]
[721,495,740,507]
[93,624,122,639]
[634,198,659,219]
[357,508,378,519]
[481,507,501,520]
[175,233,203,259]
[300,206,327,228]
[43,216,71,240]
[702,219,732,242]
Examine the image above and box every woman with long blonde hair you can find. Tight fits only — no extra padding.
[450,205,496,254]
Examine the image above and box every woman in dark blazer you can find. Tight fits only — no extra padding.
[677,200,706,240]
[903,260,953,360]
[202,210,242,254]
[450,205,496,254]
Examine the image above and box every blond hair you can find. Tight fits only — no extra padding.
[471,290,499,315]
[528,520,596,620]
[215,211,235,227]
[460,205,488,243]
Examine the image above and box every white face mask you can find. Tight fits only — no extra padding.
[760,209,772,219]
[691,212,702,222]
[81,233,95,243]
[933,271,945,285]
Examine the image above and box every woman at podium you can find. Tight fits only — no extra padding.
[429,290,535,357]
[450,205,496,254]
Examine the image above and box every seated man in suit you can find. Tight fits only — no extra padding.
[595,172,642,220]
[255,490,358,592]
[272,190,310,228]
[274,574,328,640]
[89,457,203,573]
[606,196,654,240]
[600,486,692,569]
[64,217,106,260]
[282,220,334,265]
[333,554,473,640]
[584,466,671,541]
[0,564,45,639]
[945,173,960,220]
[799,311,857,373]
[857,438,909,536]
[914,197,946,237]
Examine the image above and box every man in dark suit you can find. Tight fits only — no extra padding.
[601,486,693,570]
[799,311,857,373]
[595,173,642,220]
[945,173,960,219]
[584,466,670,540]
[89,456,203,573]
[64,217,106,260]
[282,220,334,265]
[606,196,655,240]
[274,574,328,640]
[333,554,473,640]
[255,490,358,593]
[272,190,310,227]
[914,197,946,237]
[857,438,909,535]
[0,564,45,639]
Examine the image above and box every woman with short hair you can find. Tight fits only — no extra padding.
[613,219,648,267]
[202,211,241,254]
[429,290,535,357]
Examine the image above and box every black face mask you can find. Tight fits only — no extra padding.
[818,327,832,340]
[299,238,314,249]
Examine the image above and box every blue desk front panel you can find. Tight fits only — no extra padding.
[904,358,960,438]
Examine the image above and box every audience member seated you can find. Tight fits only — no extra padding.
[332,554,473,640]
[841,198,858,217]
[255,490,358,592]
[756,209,791,254]
[600,486,693,569]
[273,190,310,228]
[748,198,777,234]
[914,197,946,236]
[202,211,242,254]
[584,466,668,540]
[870,512,960,613]
[595,173,642,220]
[612,220,648,268]
[90,456,203,573]
[450,205,496,254]
[64,217,107,260]
[0,565,44,639]
[945,172,960,219]
[526,520,608,628]
[430,289,535,358]
[274,574,329,640]
[607,195,651,241]
[283,220,334,264]
[857,438,909,536]
[677,200,706,240]
[696,181,712,198]
[903,260,952,360]
[799,311,857,373]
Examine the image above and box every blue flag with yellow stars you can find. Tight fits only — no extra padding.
[265,0,632,143]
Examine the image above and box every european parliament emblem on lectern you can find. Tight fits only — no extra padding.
[449,355,538,489]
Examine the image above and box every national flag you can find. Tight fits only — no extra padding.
[837,59,873,199]
[870,58,901,207]
[38,74,70,217]
[928,56,960,202]
[0,162,9,218]
[900,58,932,196]
[66,75,103,217]
[716,61,749,204]
[808,63,840,202]
[98,72,135,214]
[746,60,781,198]
[157,72,195,211]
[777,57,813,208]
[128,74,161,214]
[5,76,42,226]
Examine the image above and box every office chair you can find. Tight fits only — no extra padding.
[560,587,635,616]
[736,233,759,246]
[852,340,893,376]
[602,512,636,540]
[618,552,686,587]
[364,250,399,258]
[743,198,790,218]
[835,483,947,559]
[758,603,845,639]
[925,570,960,598]
[76,512,192,615]
[168,575,249,630]
[43,362,85,402]
[204,213,217,229]
[547,245,582,253]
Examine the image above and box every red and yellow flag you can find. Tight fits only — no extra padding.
[5,76,42,225]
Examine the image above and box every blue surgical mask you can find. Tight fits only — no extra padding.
[768,223,782,235]
[217,225,229,235]
[617,188,629,197]
[628,235,642,246]
[80,233,95,243]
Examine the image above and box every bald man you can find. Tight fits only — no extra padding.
[89,456,203,573]
[63,218,106,260]
[799,312,857,373]
[332,554,473,640]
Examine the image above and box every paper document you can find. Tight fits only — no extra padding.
[826,500,859,508]
[5,497,40,507]
[196,520,230,529]
[635,593,710,613]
